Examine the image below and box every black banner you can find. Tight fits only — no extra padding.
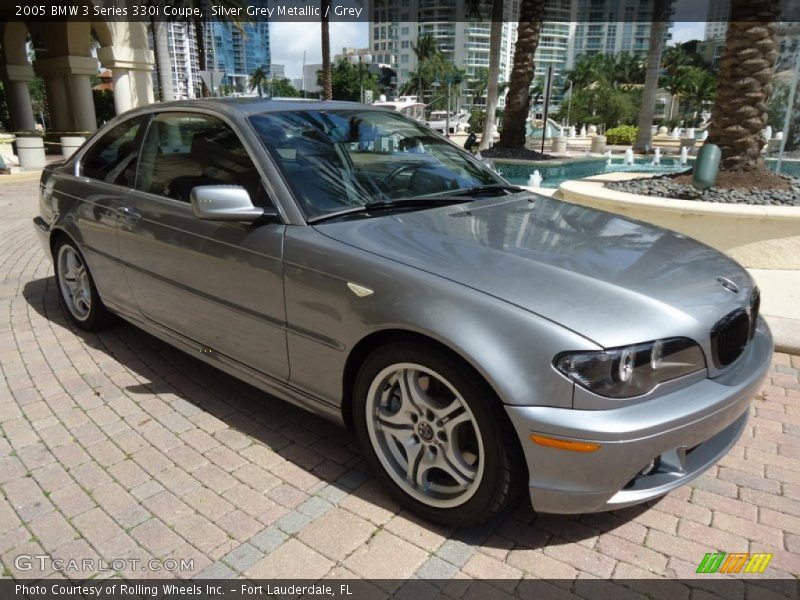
[2,0,800,23]
[3,579,800,600]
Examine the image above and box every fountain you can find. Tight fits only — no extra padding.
[700,130,709,141]
[604,149,612,166]
[680,146,689,166]
[580,125,587,138]
[652,147,662,166]
[671,127,681,140]
[764,125,773,141]
[687,127,695,139]
[624,148,634,165]
[528,170,542,188]
[568,125,576,138]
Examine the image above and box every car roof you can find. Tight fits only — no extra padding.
[127,97,387,119]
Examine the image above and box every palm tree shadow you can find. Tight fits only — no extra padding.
[22,275,647,551]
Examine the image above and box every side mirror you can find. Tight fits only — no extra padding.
[190,185,277,223]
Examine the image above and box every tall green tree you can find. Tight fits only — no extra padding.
[249,66,269,97]
[677,67,716,124]
[319,59,379,102]
[707,0,779,170]
[499,0,545,148]
[271,78,300,98]
[634,0,670,152]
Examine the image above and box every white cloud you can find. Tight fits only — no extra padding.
[670,22,707,44]
[269,21,368,79]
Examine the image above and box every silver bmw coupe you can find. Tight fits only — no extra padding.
[34,99,773,525]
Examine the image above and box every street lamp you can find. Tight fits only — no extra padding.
[445,74,454,137]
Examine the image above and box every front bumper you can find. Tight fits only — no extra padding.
[506,319,773,514]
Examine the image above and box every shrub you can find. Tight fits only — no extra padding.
[468,109,485,133]
[606,125,638,145]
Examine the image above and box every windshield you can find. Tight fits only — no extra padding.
[248,109,503,220]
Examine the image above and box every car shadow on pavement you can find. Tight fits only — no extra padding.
[23,275,652,552]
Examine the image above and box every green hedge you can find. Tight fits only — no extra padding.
[606,125,638,145]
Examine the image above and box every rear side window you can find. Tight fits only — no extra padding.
[135,112,267,205]
[81,115,148,186]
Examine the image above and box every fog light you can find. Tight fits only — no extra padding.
[640,457,660,476]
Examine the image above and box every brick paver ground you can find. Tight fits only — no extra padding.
[2,177,800,587]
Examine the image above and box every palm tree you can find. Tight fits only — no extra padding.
[707,0,779,170]
[479,0,504,150]
[249,67,268,98]
[660,45,692,119]
[634,0,670,152]
[678,67,716,124]
[320,0,333,100]
[498,0,546,148]
[613,53,645,87]
[411,35,440,62]
[470,68,490,106]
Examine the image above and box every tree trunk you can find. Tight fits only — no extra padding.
[707,0,779,170]
[321,0,333,100]
[479,0,504,151]
[633,0,669,153]
[193,16,210,98]
[153,20,175,102]
[498,0,544,149]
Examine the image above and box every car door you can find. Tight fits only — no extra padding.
[58,114,150,312]
[116,110,289,380]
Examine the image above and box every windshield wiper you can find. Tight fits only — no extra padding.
[443,183,524,197]
[308,196,468,224]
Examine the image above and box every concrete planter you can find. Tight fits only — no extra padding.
[551,136,567,153]
[589,135,607,154]
[15,135,46,170]
[61,136,86,159]
[559,173,800,270]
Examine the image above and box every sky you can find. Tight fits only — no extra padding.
[270,21,369,80]
[270,20,706,81]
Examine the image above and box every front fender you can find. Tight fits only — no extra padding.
[283,226,598,409]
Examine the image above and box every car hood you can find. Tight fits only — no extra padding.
[314,194,754,348]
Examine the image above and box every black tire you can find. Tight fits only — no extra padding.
[53,236,115,332]
[353,342,526,526]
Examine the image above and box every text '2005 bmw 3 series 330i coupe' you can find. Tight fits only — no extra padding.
[33,99,773,525]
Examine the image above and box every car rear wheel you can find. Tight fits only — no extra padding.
[353,342,525,525]
[54,237,114,331]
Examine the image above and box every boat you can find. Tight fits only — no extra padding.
[372,95,426,122]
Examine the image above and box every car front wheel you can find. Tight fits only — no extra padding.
[353,342,525,525]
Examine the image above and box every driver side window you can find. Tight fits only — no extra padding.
[135,112,269,206]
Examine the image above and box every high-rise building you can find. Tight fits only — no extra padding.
[151,21,202,101]
[271,64,285,79]
[567,0,673,65]
[368,0,520,110]
[206,3,271,92]
[704,0,729,41]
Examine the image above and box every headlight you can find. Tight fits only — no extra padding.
[554,337,706,399]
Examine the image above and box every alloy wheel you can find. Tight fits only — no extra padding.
[365,363,484,508]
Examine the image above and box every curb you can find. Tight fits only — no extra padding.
[765,315,800,354]
[0,170,43,182]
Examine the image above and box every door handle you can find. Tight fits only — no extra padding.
[117,206,142,224]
